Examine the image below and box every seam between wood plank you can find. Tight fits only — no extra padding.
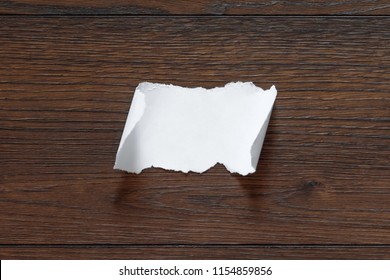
[0,14,390,18]
[2,244,390,248]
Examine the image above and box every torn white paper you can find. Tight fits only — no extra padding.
[114,82,277,175]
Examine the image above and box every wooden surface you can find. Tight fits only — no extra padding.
[0,4,389,260]
[1,0,390,15]
[2,246,390,259]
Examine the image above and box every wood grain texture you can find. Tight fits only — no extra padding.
[0,16,389,259]
[1,246,390,259]
[1,0,390,15]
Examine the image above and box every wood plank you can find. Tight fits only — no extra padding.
[1,1,390,15]
[1,246,390,259]
[0,17,389,245]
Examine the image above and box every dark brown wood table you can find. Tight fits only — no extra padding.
[1,1,389,259]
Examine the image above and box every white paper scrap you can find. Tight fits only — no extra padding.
[114,82,277,175]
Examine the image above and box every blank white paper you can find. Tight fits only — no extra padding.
[114,82,277,175]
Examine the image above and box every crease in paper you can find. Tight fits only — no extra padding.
[114,82,277,175]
